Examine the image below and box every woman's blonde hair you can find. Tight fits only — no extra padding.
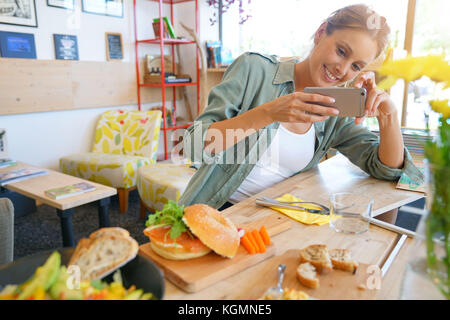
[324,4,391,58]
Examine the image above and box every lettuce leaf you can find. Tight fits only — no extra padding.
[145,200,187,239]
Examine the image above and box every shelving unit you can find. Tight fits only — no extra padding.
[133,0,200,160]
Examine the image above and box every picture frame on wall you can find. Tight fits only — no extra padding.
[0,31,37,59]
[82,0,123,18]
[0,129,9,159]
[47,0,75,10]
[105,32,123,61]
[0,0,38,27]
[53,34,79,60]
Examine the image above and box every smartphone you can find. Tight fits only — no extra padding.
[304,87,367,117]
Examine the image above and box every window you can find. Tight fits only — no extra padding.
[220,0,447,130]
[405,0,450,129]
[238,0,408,59]
[233,0,409,129]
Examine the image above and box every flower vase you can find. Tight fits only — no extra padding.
[423,162,449,299]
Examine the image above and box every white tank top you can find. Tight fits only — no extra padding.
[229,124,315,204]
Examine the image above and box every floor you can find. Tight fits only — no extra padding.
[13,189,148,260]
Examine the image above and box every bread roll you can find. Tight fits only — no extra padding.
[299,244,333,274]
[183,204,240,258]
[296,262,319,289]
[329,248,359,273]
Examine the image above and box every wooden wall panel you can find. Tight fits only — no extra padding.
[0,58,164,116]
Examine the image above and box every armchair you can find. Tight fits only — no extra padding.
[60,110,162,213]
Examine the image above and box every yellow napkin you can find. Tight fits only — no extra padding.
[270,194,330,226]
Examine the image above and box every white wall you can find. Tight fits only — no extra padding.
[0,0,218,170]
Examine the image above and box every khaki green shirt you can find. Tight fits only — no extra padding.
[179,52,424,208]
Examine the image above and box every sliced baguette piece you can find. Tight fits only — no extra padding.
[69,238,91,268]
[69,235,139,281]
[69,227,132,268]
[329,248,359,273]
[296,262,319,289]
[299,244,333,274]
[89,227,130,240]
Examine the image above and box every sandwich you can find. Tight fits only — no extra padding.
[143,201,240,260]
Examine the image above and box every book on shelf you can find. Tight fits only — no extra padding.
[152,17,176,39]
[0,158,17,168]
[0,168,48,186]
[144,73,192,84]
[205,40,222,68]
[372,127,436,157]
[396,160,426,193]
[45,182,96,200]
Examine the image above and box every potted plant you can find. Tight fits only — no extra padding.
[378,54,449,299]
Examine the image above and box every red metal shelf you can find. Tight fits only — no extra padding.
[137,38,195,45]
[147,0,194,4]
[162,123,192,131]
[140,82,198,87]
[134,0,200,160]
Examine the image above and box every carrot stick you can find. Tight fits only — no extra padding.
[246,231,260,253]
[252,230,266,253]
[259,226,271,245]
[241,234,256,254]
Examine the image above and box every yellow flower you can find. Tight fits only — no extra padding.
[378,55,424,82]
[377,75,399,90]
[378,54,450,89]
[429,99,450,119]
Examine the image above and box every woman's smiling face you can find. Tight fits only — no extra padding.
[308,26,379,87]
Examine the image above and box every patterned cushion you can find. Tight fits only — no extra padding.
[137,164,196,212]
[60,109,162,189]
[92,110,162,161]
[60,153,152,188]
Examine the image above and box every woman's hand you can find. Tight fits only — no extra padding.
[262,91,339,123]
[353,71,397,124]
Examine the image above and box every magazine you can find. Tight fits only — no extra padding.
[396,160,426,193]
[45,182,96,200]
[0,168,48,186]
[0,158,17,168]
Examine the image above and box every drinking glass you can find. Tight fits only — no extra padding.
[329,192,373,234]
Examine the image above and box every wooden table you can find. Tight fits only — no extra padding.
[0,162,116,247]
[160,154,424,300]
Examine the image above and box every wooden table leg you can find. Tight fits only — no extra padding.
[56,209,75,247]
[140,199,147,220]
[98,197,111,228]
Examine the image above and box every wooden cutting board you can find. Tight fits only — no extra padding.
[242,249,379,300]
[139,214,292,293]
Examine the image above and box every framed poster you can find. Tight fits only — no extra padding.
[82,0,123,18]
[53,34,79,60]
[0,0,38,27]
[0,31,36,59]
[47,0,75,10]
[105,32,123,60]
[0,129,8,159]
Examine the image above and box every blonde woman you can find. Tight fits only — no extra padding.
[180,4,423,210]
